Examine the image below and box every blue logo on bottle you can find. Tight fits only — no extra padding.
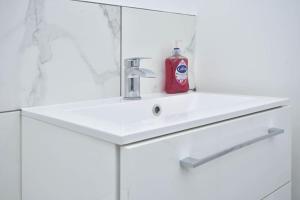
[175,60,188,85]
[177,65,187,73]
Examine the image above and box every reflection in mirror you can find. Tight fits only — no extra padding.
[121,7,196,95]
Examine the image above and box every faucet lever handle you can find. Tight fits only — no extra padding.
[125,57,151,68]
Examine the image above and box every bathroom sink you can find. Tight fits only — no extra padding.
[22,92,288,144]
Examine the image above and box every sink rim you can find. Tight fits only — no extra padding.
[21,92,289,145]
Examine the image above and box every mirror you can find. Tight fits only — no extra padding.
[122,7,196,94]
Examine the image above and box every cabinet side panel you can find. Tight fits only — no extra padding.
[22,117,117,200]
[0,111,21,200]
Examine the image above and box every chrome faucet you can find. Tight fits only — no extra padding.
[124,57,156,100]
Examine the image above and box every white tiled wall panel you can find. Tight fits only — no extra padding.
[0,0,121,112]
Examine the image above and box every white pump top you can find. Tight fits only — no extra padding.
[173,40,182,55]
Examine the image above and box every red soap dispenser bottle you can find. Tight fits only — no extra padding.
[165,41,189,94]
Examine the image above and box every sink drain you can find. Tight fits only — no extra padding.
[152,104,161,116]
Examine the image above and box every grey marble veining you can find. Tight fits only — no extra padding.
[22,0,64,105]
[183,32,196,89]
[95,4,121,84]
[185,33,196,55]
[0,0,121,111]
[99,5,120,40]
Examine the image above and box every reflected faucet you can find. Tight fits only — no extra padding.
[124,57,156,100]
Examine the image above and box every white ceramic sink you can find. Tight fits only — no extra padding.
[22,92,289,144]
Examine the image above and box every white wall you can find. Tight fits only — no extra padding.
[195,0,300,199]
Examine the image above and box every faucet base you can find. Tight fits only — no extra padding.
[123,96,142,100]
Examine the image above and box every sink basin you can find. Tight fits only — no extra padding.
[22,92,289,144]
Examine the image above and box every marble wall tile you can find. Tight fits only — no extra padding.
[122,7,196,95]
[0,0,121,112]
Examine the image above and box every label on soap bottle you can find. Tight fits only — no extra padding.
[175,60,188,85]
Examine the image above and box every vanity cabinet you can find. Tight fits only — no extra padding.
[22,104,291,200]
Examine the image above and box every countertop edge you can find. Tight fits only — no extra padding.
[21,98,289,145]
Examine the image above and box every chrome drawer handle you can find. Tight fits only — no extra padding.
[180,128,284,169]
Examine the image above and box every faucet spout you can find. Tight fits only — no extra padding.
[127,68,156,78]
[124,57,157,100]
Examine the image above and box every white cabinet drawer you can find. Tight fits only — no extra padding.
[120,107,291,200]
